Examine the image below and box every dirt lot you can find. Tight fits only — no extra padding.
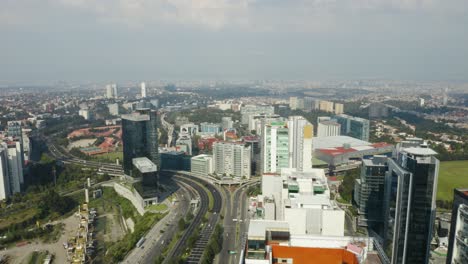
[2,213,79,264]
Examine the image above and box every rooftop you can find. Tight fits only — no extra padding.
[312,136,371,150]
[191,154,212,161]
[121,113,150,122]
[320,120,340,126]
[248,220,289,239]
[132,157,157,173]
[403,147,437,156]
[362,155,388,166]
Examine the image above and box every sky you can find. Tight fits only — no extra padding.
[1,0,468,83]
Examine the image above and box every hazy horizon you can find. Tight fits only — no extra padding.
[1,0,468,82]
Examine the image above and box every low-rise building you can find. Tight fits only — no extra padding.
[317,120,341,137]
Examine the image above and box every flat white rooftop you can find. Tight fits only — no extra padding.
[403,147,437,156]
[191,154,212,161]
[312,136,370,150]
[132,157,157,173]
[248,220,289,239]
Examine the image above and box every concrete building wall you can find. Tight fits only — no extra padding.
[322,210,345,236]
[284,208,307,235]
[317,122,341,138]
[262,174,283,199]
[306,208,322,234]
[265,202,276,220]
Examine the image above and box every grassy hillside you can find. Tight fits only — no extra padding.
[437,160,468,202]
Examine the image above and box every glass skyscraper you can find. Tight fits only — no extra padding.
[121,109,159,176]
[446,188,468,264]
[354,155,388,233]
[384,138,439,264]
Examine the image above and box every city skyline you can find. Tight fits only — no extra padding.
[1,1,468,82]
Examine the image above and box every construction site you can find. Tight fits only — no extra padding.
[65,188,97,264]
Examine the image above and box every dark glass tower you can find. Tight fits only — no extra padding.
[384,139,439,264]
[446,188,468,264]
[354,155,388,234]
[121,109,159,175]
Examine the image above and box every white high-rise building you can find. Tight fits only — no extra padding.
[7,142,23,193]
[0,144,10,200]
[288,116,313,172]
[141,82,147,98]
[213,141,251,179]
[261,120,290,173]
[317,121,341,138]
[106,84,118,98]
[112,84,118,98]
[261,116,313,173]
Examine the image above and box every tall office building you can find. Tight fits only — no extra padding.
[317,121,341,138]
[334,114,370,141]
[105,84,118,98]
[0,141,24,200]
[261,117,313,173]
[121,109,159,175]
[288,116,313,172]
[7,141,23,192]
[261,120,290,173]
[384,138,439,264]
[0,144,10,200]
[213,141,251,179]
[446,188,468,264]
[141,82,147,98]
[7,121,25,175]
[354,155,387,232]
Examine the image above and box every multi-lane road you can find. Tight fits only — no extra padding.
[217,180,258,264]
[43,131,234,264]
[123,180,197,264]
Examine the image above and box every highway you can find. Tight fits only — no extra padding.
[123,180,197,264]
[43,133,225,263]
[162,173,223,264]
[217,180,259,264]
[186,179,223,263]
